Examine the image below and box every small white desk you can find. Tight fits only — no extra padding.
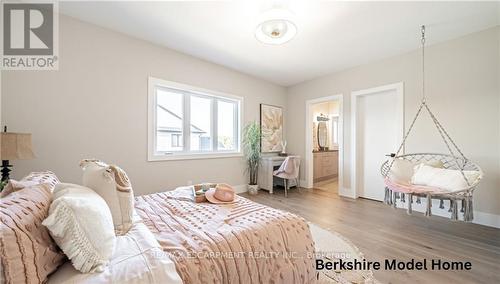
[257,155,298,194]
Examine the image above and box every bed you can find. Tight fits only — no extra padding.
[134,186,317,284]
[4,170,316,283]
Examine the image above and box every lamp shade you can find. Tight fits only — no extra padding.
[0,133,35,160]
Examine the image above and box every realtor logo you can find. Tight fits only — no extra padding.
[1,1,59,70]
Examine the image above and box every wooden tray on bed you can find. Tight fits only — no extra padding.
[191,183,217,203]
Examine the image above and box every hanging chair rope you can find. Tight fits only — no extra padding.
[383,102,424,178]
[383,25,471,186]
[421,25,426,103]
[423,103,471,186]
[380,25,484,222]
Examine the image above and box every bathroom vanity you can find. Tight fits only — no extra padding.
[313,150,338,182]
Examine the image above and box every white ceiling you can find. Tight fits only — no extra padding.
[60,1,500,86]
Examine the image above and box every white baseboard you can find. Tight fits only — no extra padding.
[394,198,500,229]
[299,179,308,188]
[234,184,248,194]
[474,211,500,228]
[339,187,356,199]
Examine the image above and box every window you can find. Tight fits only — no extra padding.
[148,77,242,160]
[171,134,182,147]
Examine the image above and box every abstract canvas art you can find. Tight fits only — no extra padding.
[260,104,283,152]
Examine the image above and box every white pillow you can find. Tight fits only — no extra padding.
[388,159,444,185]
[388,159,414,185]
[42,183,116,273]
[80,159,134,235]
[411,164,481,192]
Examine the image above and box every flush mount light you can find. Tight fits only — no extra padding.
[255,9,297,45]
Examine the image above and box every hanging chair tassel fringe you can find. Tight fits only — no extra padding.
[461,199,465,213]
[385,188,394,205]
[451,200,458,221]
[469,196,474,220]
[464,195,474,222]
[425,194,432,217]
[384,187,390,204]
[392,191,397,208]
[416,197,421,204]
[407,194,413,215]
[448,200,453,212]
[401,193,405,203]
[439,199,444,209]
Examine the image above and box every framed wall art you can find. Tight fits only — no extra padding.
[260,104,283,153]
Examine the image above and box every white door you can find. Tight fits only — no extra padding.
[353,85,403,201]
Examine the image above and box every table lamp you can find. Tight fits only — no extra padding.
[0,126,35,181]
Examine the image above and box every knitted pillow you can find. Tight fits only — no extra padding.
[42,183,116,273]
[1,171,60,198]
[19,171,60,189]
[79,159,134,235]
[0,184,66,283]
[1,179,39,197]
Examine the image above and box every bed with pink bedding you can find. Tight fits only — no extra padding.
[134,187,317,284]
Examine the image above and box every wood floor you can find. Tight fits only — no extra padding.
[242,187,500,284]
[313,178,338,192]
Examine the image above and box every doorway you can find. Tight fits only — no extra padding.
[351,83,404,201]
[305,95,344,195]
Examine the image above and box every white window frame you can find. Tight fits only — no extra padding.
[148,77,243,161]
[171,133,182,147]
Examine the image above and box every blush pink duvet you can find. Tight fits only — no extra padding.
[135,187,317,284]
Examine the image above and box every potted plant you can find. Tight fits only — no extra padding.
[242,122,261,195]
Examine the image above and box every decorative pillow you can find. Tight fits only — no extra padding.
[0,184,66,283]
[411,164,481,192]
[388,159,414,185]
[1,171,60,198]
[79,159,134,235]
[20,171,60,188]
[42,183,116,273]
[1,179,39,197]
[389,159,444,185]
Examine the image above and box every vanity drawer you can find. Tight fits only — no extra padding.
[321,165,335,176]
[322,157,335,166]
[314,151,339,181]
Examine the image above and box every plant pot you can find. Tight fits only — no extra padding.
[248,184,259,195]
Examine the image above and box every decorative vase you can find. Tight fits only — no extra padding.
[248,184,259,195]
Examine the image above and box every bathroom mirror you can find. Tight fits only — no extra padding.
[317,121,328,150]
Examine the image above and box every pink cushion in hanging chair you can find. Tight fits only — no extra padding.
[384,178,448,195]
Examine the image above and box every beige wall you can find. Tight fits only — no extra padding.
[286,27,500,215]
[1,16,286,195]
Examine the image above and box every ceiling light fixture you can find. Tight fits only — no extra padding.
[255,9,297,45]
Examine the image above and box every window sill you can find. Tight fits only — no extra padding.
[148,152,243,161]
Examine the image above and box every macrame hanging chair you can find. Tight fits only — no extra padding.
[380,26,483,222]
